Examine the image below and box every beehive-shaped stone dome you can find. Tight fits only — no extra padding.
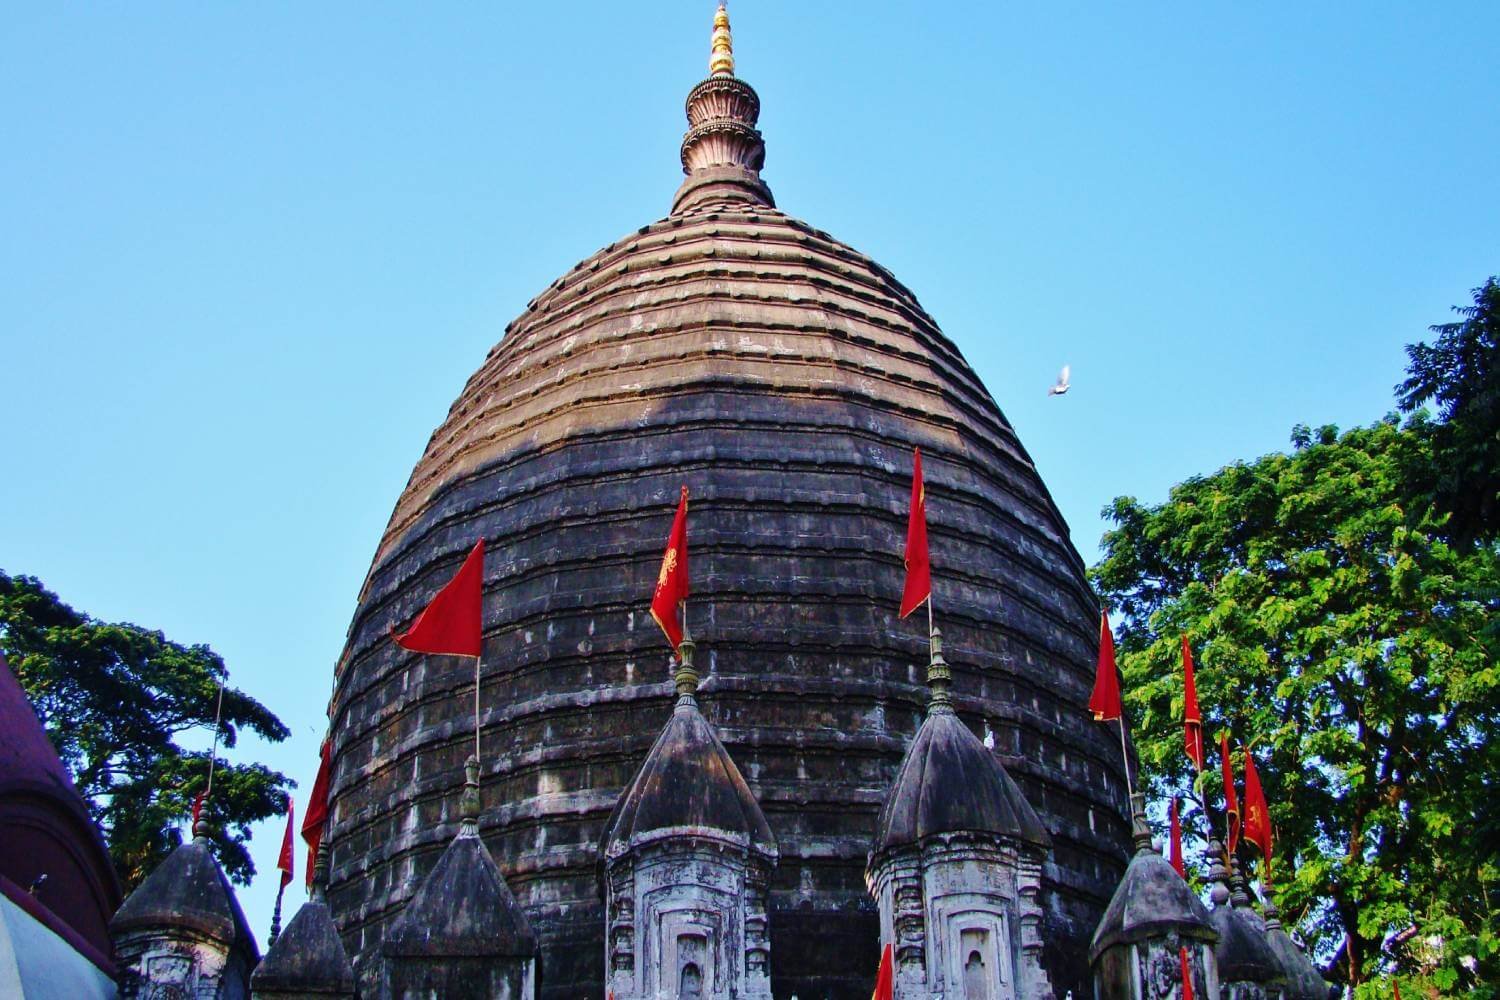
[324,10,1128,998]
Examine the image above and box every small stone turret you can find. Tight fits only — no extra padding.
[110,818,258,999]
[1206,843,1285,1000]
[600,631,778,1000]
[251,841,355,999]
[866,629,1054,999]
[1089,794,1218,999]
[381,755,539,999]
[1261,886,1334,1000]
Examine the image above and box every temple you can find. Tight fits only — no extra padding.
[6,6,1334,999]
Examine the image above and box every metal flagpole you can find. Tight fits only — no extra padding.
[474,652,482,765]
[1118,715,1135,801]
[204,675,226,802]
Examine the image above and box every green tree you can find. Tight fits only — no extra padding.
[0,571,292,889]
[1092,417,1500,997]
[1398,277,1500,545]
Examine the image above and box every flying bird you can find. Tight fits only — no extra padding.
[1048,365,1071,396]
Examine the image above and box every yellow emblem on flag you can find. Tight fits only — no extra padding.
[657,547,678,590]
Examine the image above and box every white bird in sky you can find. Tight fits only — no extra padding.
[1048,364,1071,396]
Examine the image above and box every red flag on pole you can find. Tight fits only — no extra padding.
[1169,797,1185,878]
[899,448,931,619]
[1393,981,1403,1000]
[300,738,332,888]
[1089,611,1123,721]
[276,794,295,888]
[1182,636,1205,772]
[1242,747,1273,864]
[1179,946,1196,1000]
[391,540,485,658]
[871,941,894,1000]
[1220,732,1240,855]
[191,788,207,829]
[650,486,690,652]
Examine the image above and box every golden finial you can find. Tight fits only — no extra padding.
[709,3,735,77]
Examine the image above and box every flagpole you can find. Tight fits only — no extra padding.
[473,651,481,765]
[204,674,226,805]
[268,881,286,946]
[1118,715,1135,801]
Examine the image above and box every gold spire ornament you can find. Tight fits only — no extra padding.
[709,3,735,77]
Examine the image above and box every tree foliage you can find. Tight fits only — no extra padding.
[1092,281,1500,997]
[0,571,292,889]
[1398,277,1500,544]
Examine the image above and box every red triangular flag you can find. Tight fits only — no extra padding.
[650,486,690,652]
[1220,732,1240,855]
[1242,747,1273,864]
[1170,797,1185,879]
[391,540,485,658]
[871,942,894,1000]
[191,788,207,828]
[1089,611,1123,721]
[276,794,295,889]
[1182,636,1205,773]
[1180,945,1196,1000]
[898,448,931,619]
[1393,981,1402,1000]
[300,738,332,889]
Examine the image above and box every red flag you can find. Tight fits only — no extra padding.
[1182,636,1205,772]
[191,788,207,828]
[1221,732,1240,855]
[300,738,332,888]
[1179,946,1195,1000]
[898,448,931,619]
[276,794,295,888]
[1089,611,1123,721]
[650,486,690,652]
[871,942,894,1000]
[391,540,485,658]
[1393,981,1402,1000]
[1169,797,1185,878]
[1242,747,1273,864]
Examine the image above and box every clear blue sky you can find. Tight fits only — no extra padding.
[3,3,1495,939]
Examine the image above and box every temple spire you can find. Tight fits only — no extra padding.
[710,3,734,77]
[673,2,773,213]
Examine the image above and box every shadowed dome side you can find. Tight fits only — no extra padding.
[601,697,776,859]
[874,707,1051,854]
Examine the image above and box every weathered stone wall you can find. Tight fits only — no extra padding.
[115,926,252,1000]
[325,196,1130,998]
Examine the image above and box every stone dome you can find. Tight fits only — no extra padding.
[874,706,1050,855]
[110,833,256,956]
[1089,850,1216,961]
[601,692,776,861]
[325,13,1127,998]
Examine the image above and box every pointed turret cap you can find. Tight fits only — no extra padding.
[110,828,257,959]
[602,635,777,859]
[1089,794,1216,961]
[382,757,537,959]
[874,631,1050,853]
[1205,844,1283,987]
[1263,905,1332,998]
[251,844,355,996]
